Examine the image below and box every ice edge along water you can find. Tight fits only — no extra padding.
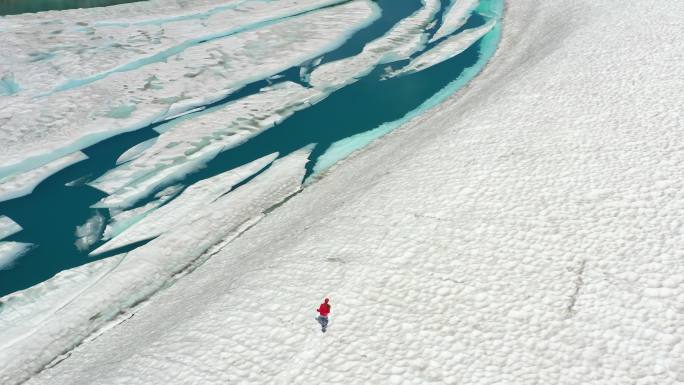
[91,153,280,255]
[0,147,314,384]
[0,216,22,240]
[0,242,32,271]
[429,0,480,43]
[0,152,89,203]
[384,18,497,79]
[88,82,325,209]
[308,0,442,90]
[312,1,502,177]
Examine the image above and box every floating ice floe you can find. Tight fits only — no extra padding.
[385,19,497,79]
[92,153,279,255]
[309,0,441,90]
[103,185,183,240]
[0,152,88,203]
[74,212,106,252]
[429,0,480,43]
[0,147,313,383]
[115,138,158,166]
[0,0,378,191]
[0,242,31,270]
[0,216,22,241]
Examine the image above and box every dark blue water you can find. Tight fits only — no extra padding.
[0,0,147,15]
[0,0,493,297]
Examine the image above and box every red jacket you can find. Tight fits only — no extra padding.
[317,300,331,317]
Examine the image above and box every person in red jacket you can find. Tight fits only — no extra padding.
[316,298,331,333]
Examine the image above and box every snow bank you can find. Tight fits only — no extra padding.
[0,0,377,191]
[0,152,88,203]
[0,147,313,385]
[16,0,684,384]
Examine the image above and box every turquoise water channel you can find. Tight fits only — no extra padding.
[0,0,503,296]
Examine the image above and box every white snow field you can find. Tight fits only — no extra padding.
[0,0,377,201]
[2,0,684,384]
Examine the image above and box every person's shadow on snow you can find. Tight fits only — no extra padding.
[316,316,328,333]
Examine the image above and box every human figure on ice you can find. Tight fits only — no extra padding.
[316,298,331,333]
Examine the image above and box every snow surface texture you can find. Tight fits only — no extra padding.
[5,0,684,385]
[0,0,376,197]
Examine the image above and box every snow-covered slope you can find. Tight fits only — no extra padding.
[6,0,684,384]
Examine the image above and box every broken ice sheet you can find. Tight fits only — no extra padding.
[92,153,279,255]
